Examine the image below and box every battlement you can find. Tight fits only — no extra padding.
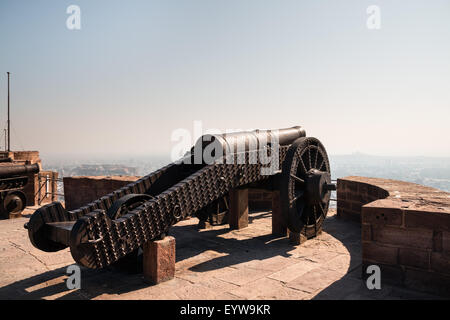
[337,176,450,296]
[0,151,41,166]
[63,175,141,210]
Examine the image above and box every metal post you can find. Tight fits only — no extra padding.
[7,72,10,152]
[37,174,41,205]
[46,174,49,200]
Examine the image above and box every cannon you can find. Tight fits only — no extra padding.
[0,163,40,219]
[25,126,335,269]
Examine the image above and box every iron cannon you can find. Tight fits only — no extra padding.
[26,126,335,269]
[0,163,40,218]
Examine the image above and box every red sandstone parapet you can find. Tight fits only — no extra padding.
[64,176,273,212]
[63,176,141,210]
[337,176,450,296]
[248,189,273,210]
[0,151,41,165]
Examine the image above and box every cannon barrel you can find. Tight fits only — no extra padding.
[218,126,306,147]
[193,126,306,162]
[0,158,13,163]
[0,163,40,178]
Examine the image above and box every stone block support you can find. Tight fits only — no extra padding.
[288,230,307,245]
[143,236,176,285]
[229,188,249,230]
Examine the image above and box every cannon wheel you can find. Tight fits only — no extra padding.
[280,137,333,237]
[195,195,229,225]
[4,191,27,215]
[0,191,27,219]
[106,194,152,220]
[106,194,152,272]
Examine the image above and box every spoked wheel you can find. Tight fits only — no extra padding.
[195,195,229,226]
[210,196,229,225]
[107,194,152,273]
[107,194,152,220]
[280,137,335,237]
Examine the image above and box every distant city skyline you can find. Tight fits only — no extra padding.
[1,1,449,157]
[42,152,450,193]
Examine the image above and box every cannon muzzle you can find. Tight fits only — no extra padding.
[0,163,40,178]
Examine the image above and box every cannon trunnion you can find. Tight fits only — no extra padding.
[26,126,334,269]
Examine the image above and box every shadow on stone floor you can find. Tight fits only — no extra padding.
[173,226,296,273]
[0,264,154,300]
[0,211,293,300]
[0,210,360,300]
[3,210,437,300]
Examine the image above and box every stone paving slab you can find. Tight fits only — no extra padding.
[0,207,444,300]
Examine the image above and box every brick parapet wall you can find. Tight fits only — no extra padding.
[63,176,141,210]
[0,151,41,166]
[64,176,274,212]
[248,189,273,211]
[337,176,450,296]
[337,179,389,221]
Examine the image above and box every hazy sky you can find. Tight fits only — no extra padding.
[0,0,449,158]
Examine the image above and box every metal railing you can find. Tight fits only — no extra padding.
[330,179,337,202]
[36,174,64,205]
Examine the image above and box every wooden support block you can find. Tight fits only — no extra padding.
[271,191,287,236]
[229,188,249,230]
[288,230,307,245]
[198,220,212,230]
[143,236,176,285]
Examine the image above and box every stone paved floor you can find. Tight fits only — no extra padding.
[0,207,442,300]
